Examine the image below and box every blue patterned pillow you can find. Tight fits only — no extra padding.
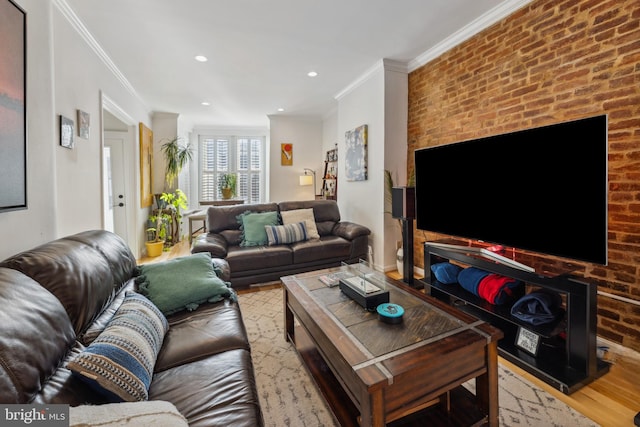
[67,291,169,402]
[265,221,308,245]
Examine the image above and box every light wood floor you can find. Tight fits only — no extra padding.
[140,239,640,427]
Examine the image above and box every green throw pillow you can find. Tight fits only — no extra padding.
[238,211,279,246]
[136,252,235,315]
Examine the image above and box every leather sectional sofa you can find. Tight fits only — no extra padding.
[191,199,371,288]
[0,230,263,427]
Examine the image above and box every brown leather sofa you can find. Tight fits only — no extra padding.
[0,230,263,427]
[191,200,371,288]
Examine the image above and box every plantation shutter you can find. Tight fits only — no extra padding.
[199,135,265,203]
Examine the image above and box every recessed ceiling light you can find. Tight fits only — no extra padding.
[277,108,284,112]
[195,55,208,62]
[307,71,318,77]
[201,101,210,106]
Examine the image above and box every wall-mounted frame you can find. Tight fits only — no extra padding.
[77,109,90,139]
[139,123,153,208]
[60,115,74,149]
[345,124,368,181]
[0,0,27,212]
[281,143,293,166]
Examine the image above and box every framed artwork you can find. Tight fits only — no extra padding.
[139,123,153,208]
[77,109,90,139]
[281,143,293,166]
[0,0,27,212]
[345,124,368,181]
[60,115,74,149]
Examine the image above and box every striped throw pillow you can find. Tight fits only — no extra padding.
[67,291,169,402]
[265,221,308,245]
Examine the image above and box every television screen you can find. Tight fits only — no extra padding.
[414,115,608,265]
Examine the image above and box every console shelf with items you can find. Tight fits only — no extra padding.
[419,241,610,394]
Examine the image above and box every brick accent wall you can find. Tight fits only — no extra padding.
[407,0,640,351]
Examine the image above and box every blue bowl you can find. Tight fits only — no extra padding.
[377,303,404,324]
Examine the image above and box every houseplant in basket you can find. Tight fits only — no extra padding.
[219,173,237,199]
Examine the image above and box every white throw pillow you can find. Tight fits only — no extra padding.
[70,401,188,427]
[281,208,320,239]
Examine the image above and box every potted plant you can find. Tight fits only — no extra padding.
[219,173,237,199]
[159,189,188,243]
[145,212,170,257]
[160,137,193,189]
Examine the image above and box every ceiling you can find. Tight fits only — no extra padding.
[64,0,524,129]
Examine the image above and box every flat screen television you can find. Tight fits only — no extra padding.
[414,114,608,265]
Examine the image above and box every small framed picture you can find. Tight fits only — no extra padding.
[78,109,90,139]
[60,115,74,149]
[515,326,541,356]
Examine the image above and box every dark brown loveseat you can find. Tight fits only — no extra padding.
[0,230,263,426]
[191,200,371,288]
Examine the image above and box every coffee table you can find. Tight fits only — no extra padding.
[281,266,503,427]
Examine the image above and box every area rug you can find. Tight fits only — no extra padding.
[238,288,598,427]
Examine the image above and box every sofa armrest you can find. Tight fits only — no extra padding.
[332,221,371,241]
[211,258,231,282]
[191,233,228,258]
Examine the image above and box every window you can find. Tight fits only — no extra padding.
[199,135,265,203]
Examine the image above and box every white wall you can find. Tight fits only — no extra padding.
[336,66,385,270]
[335,60,408,272]
[0,0,153,260]
[0,1,57,260]
[268,116,323,202]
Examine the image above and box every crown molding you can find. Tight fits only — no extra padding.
[53,0,145,105]
[335,59,408,101]
[408,0,533,71]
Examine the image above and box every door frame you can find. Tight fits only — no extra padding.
[100,92,140,258]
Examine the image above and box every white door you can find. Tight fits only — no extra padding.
[104,135,128,241]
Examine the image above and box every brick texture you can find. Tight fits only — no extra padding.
[407,0,640,352]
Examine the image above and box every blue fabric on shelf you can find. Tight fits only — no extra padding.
[458,267,490,296]
[430,262,462,284]
[511,289,564,326]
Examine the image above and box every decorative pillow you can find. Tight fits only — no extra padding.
[67,291,169,402]
[265,221,308,245]
[281,208,320,239]
[135,252,235,315]
[70,401,188,427]
[237,211,279,246]
[430,262,462,284]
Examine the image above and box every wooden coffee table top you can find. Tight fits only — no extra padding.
[283,266,502,387]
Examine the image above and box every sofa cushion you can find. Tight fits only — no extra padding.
[226,245,293,273]
[280,208,320,239]
[290,235,351,264]
[0,232,135,336]
[155,299,250,372]
[136,253,234,316]
[238,211,279,246]
[0,268,76,404]
[67,291,169,402]
[149,349,263,427]
[265,222,308,245]
[279,200,340,236]
[70,401,188,427]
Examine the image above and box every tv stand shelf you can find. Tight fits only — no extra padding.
[420,242,610,394]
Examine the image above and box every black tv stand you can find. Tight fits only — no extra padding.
[420,241,610,394]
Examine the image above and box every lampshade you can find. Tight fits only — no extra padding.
[299,175,313,186]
